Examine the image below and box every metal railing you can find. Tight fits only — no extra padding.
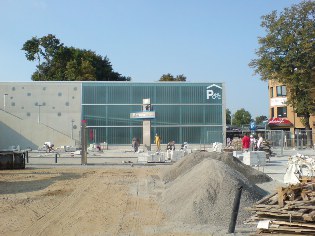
[226,130,315,150]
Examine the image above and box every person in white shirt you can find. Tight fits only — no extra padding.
[256,133,263,150]
[250,135,256,151]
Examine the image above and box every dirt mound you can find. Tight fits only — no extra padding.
[161,152,272,184]
[160,152,270,228]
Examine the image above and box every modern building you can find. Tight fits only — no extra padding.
[0,82,226,149]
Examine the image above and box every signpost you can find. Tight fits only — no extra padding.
[130,98,155,151]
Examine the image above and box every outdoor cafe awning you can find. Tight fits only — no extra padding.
[268,117,293,127]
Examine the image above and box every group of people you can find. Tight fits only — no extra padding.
[131,133,187,152]
[242,133,264,152]
[131,133,161,152]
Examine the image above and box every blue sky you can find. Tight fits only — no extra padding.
[0,0,302,117]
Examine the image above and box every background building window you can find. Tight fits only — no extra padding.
[270,87,273,98]
[277,106,287,117]
[276,85,286,96]
[271,108,274,117]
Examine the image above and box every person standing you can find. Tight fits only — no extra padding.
[257,133,264,150]
[250,135,256,151]
[242,133,250,152]
[154,133,161,151]
[132,137,140,152]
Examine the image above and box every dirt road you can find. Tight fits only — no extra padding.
[0,166,212,236]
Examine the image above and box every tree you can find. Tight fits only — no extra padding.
[22,34,131,81]
[159,73,187,81]
[249,1,315,146]
[175,74,187,81]
[232,108,251,127]
[226,108,232,125]
[255,115,268,124]
[21,34,63,80]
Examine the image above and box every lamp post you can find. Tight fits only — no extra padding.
[71,119,74,139]
[3,93,8,111]
[35,103,44,124]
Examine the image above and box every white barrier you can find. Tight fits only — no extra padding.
[243,151,266,166]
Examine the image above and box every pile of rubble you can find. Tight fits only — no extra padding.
[223,137,243,151]
[246,178,315,235]
[284,154,315,184]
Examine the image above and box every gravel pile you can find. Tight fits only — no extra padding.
[160,152,271,228]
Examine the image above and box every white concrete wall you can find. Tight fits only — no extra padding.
[0,82,81,149]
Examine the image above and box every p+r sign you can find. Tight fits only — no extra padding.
[206,84,222,100]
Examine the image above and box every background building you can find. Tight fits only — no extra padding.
[0,82,225,149]
[268,80,315,146]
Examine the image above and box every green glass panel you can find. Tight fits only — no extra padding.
[82,82,224,144]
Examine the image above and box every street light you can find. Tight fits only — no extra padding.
[35,103,44,124]
[3,93,8,111]
[71,119,75,139]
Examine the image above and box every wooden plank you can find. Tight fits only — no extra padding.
[273,220,315,229]
[264,226,315,233]
[285,199,315,204]
[301,190,310,201]
[256,192,277,204]
[278,187,285,207]
[303,211,315,222]
[294,205,315,210]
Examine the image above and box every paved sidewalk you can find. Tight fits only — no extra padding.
[256,148,315,183]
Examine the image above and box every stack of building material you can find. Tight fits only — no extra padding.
[284,154,315,184]
[243,151,266,166]
[138,151,166,163]
[247,178,315,235]
[231,137,242,151]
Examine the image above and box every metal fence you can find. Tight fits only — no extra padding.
[226,130,315,149]
[265,130,315,149]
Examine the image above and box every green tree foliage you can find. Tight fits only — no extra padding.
[226,108,232,125]
[249,1,315,145]
[159,73,187,81]
[255,115,268,124]
[22,34,131,81]
[232,108,251,127]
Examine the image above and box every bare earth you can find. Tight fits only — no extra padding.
[0,166,219,236]
[1,150,286,236]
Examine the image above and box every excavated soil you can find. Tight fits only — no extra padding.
[0,152,275,235]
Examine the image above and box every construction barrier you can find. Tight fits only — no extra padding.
[0,151,26,170]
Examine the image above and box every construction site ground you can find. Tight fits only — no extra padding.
[0,147,314,236]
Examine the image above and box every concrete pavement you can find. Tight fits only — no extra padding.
[25,147,315,183]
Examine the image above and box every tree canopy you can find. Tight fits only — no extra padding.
[226,108,232,125]
[22,34,131,81]
[232,108,251,127]
[249,1,315,133]
[159,73,186,81]
[255,115,268,124]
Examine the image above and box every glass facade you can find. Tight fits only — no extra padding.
[82,82,225,144]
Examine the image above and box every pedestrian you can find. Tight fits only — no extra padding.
[226,137,230,147]
[250,134,256,151]
[166,141,175,150]
[132,137,140,152]
[154,133,161,151]
[44,142,54,152]
[257,133,264,150]
[242,133,250,152]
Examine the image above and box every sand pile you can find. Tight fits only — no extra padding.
[161,152,272,184]
[160,152,271,228]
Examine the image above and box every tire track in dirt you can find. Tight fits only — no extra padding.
[22,171,99,236]
[116,169,165,236]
